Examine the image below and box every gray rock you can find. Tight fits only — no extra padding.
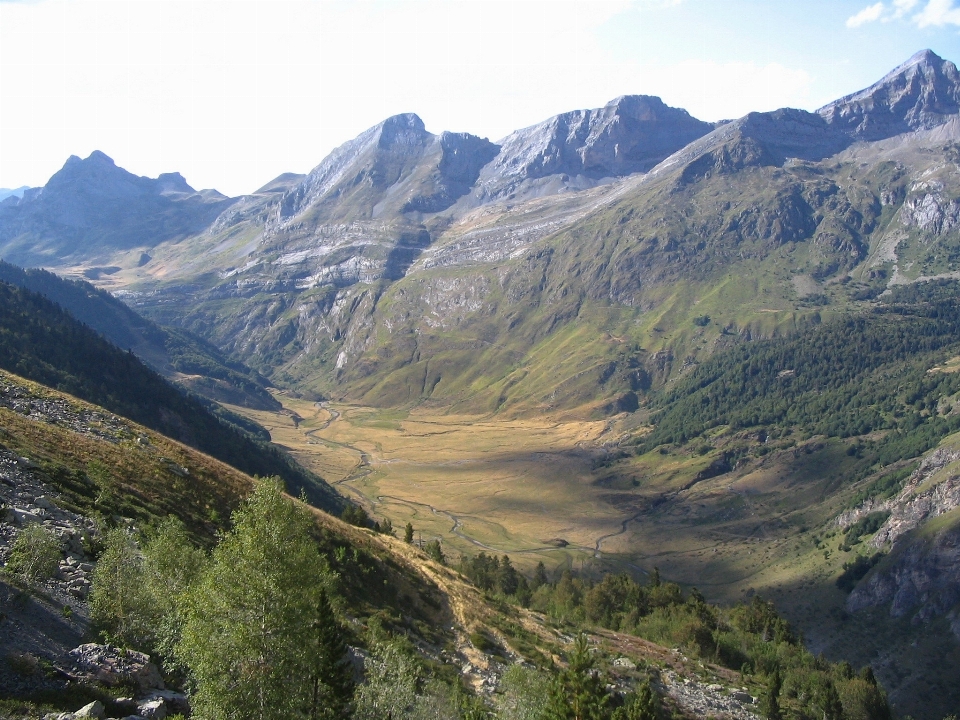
[73,701,105,719]
[819,50,960,140]
[140,689,190,716]
[137,698,166,720]
[66,644,164,692]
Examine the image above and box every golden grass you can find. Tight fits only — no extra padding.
[225,395,632,570]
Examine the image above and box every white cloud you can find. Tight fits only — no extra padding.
[892,0,919,17]
[846,2,886,27]
[914,0,960,26]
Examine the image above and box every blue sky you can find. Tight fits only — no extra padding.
[1,0,959,196]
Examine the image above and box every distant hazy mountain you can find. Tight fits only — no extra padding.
[0,151,236,267]
[0,186,29,203]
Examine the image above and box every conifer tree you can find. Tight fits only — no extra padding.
[309,588,354,719]
[760,669,783,720]
[532,561,549,590]
[404,522,414,544]
[817,679,844,720]
[612,680,659,720]
[543,634,608,720]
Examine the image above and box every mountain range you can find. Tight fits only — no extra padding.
[1,50,956,412]
[3,48,960,718]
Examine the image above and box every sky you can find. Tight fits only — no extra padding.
[1,0,959,197]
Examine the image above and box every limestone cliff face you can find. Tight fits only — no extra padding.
[844,444,960,635]
[470,95,713,203]
[819,49,960,139]
[847,524,960,633]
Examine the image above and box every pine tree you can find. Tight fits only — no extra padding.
[497,555,519,596]
[760,669,783,720]
[543,634,609,720]
[817,679,844,720]
[612,680,659,720]
[649,567,661,588]
[404,522,414,544]
[532,561,549,590]
[309,588,354,719]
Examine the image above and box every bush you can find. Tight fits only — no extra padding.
[5,523,61,580]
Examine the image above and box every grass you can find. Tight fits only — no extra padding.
[0,370,253,539]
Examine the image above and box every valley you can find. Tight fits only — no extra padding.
[228,391,960,716]
[3,47,960,718]
[226,395,621,570]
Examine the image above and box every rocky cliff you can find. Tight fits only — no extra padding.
[843,442,960,636]
[819,49,960,139]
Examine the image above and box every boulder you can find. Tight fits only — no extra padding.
[74,701,105,719]
[137,699,166,720]
[66,644,164,692]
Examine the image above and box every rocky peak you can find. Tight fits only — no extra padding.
[44,150,150,200]
[472,94,712,202]
[818,49,960,139]
[377,113,430,149]
[280,114,434,219]
[155,172,195,195]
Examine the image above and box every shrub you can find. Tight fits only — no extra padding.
[5,523,61,581]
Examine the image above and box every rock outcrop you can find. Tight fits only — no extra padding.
[819,49,960,140]
[472,95,713,202]
[843,444,960,628]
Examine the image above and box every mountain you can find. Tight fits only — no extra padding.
[0,151,235,268]
[0,260,278,410]
[1,49,959,718]
[819,48,960,139]
[0,186,29,203]
[0,278,341,511]
[469,94,713,203]
[4,51,958,415]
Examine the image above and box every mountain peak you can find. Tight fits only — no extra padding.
[906,48,942,66]
[818,49,960,139]
[377,113,429,149]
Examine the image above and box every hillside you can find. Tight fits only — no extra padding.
[0,279,340,512]
[0,261,278,410]
[2,48,960,718]
[0,370,894,720]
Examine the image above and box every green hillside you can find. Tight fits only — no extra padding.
[0,370,897,720]
[0,260,278,410]
[0,279,341,512]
